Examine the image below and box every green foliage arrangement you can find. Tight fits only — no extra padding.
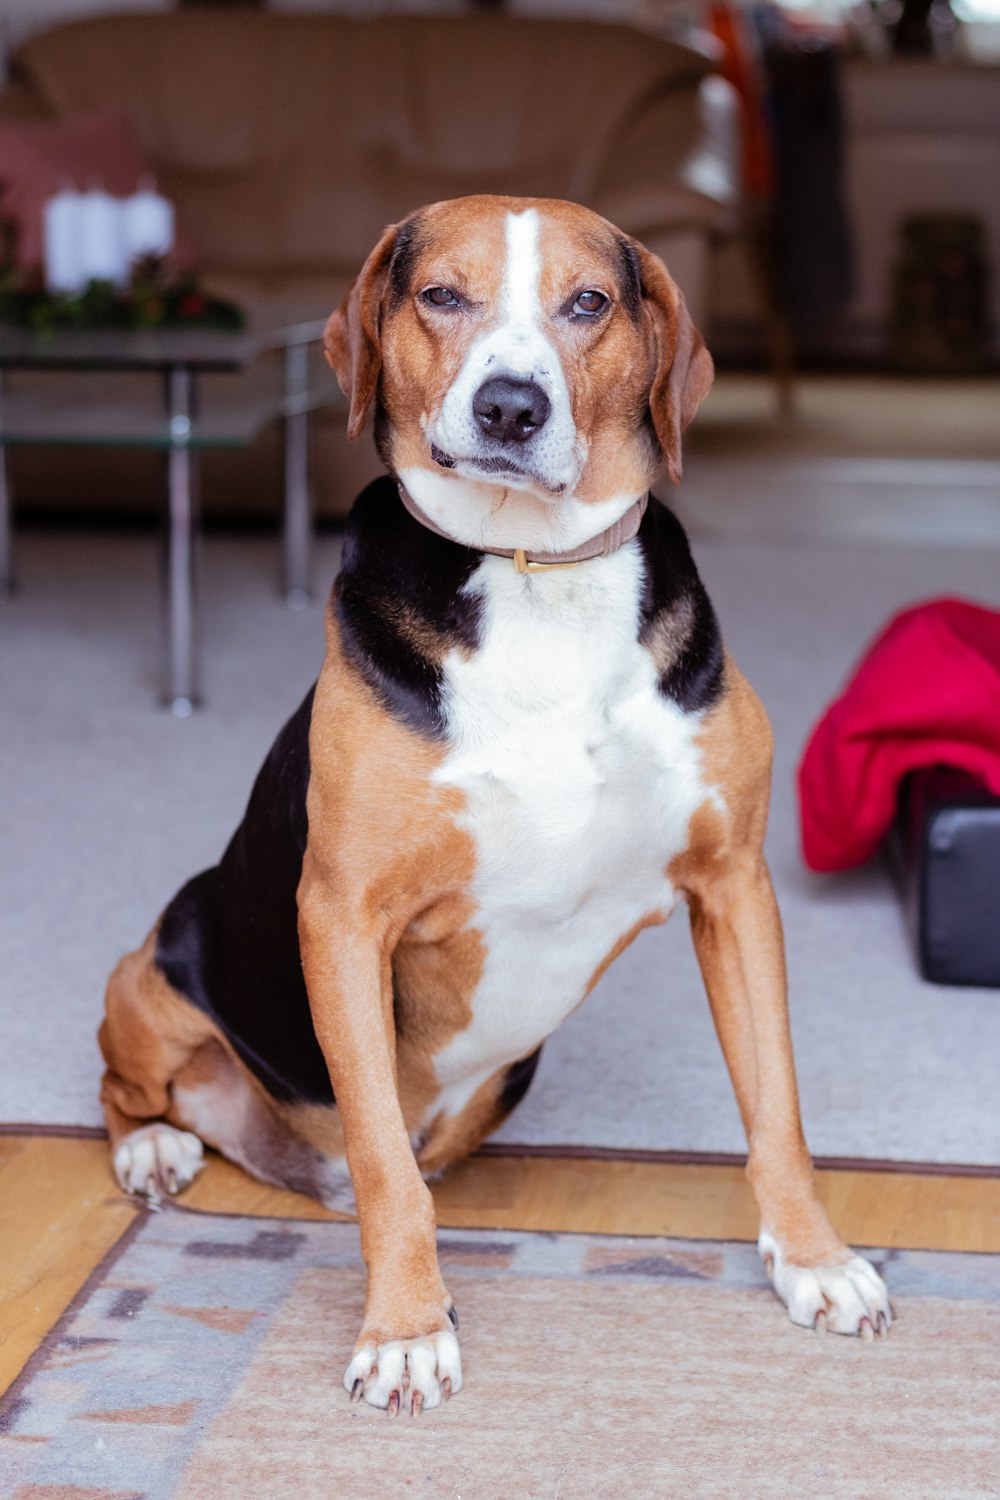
[0,254,245,335]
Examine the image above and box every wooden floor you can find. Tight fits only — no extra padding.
[2,1131,999,1401]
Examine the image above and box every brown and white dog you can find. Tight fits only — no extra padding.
[99,195,892,1416]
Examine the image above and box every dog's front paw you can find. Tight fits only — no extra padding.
[344,1318,462,1415]
[759,1231,892,1339]
[113,1123,205,1206]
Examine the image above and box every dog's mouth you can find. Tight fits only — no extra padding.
[430,443,566,497]
[430,443,456,470]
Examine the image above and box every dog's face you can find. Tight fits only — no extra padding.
[325,195,713,508]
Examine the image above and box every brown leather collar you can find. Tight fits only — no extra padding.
[397,483,648,573]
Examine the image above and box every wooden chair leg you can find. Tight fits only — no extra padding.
[745,205,795,417]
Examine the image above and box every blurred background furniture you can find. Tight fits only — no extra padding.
[710,50,1000,367]
[0,10,739,522]
[0,317,336,711]
[707,1,795,414]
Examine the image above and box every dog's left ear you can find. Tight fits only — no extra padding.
[324,221,399,440]
[635,243,714,485]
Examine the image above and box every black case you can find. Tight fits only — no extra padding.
[886,767,1000,988]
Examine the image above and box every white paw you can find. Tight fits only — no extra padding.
[759,1232,893,1338]
[344,1325,462,1415]
[113,1123,205,1205]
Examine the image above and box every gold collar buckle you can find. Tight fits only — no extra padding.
[512,548,584,575]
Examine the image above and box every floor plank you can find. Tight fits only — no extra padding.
[186,1147,1000,1252]
[3,1133,998,1400]
[0,1135,137,1399]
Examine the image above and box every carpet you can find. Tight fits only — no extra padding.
[680,375,1000,550]
[2,1209,998,1500]
[3,513,1000,1165]
[687,374,1000,463]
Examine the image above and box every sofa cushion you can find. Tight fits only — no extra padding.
[13,12,726,281]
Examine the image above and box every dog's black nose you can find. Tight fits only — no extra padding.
[472,377,551,444]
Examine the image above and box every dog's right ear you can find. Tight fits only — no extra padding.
[633,241,714,486]
[324,222,399,440]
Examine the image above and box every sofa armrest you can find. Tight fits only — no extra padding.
[591,75,741,242]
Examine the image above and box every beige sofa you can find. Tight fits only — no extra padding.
[1,11,737,518]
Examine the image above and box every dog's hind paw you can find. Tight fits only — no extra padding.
[759,1231,893,1338]
[344,1325,462,1415]
[113,1123,205,1206]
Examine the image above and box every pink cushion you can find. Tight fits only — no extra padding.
[0,107,195,271]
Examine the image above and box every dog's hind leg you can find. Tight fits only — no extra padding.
[170,1052,357,1213]
[101,932,355,1210]
[99,931,216,1203]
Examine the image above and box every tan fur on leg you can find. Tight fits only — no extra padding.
[299,645,479,1405]
[673,658,891,1335]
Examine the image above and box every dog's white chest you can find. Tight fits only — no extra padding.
[428,544,712,1113]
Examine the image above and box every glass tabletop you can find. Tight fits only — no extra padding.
[0,314,342,450]
[0,316,328,373]
[0,364,344,450]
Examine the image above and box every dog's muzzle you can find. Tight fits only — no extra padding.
[472,377,551,445]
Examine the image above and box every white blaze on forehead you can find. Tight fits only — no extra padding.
[422,204,594,505]
[502,209,543,328]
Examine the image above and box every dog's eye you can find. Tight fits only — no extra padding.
[422,286,460,308]
[573,290,608,316]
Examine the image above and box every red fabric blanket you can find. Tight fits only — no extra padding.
[798,597,1000,871]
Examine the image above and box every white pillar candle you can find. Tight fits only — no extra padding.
[43,186,85,294]
[121,180,175,268]
[79,185,127,286]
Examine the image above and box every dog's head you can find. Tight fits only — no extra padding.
[325,196,712,518]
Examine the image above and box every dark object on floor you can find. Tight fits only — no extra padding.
[799,597,1000,873]
[891,214,990,374]
[887,767,1000,988]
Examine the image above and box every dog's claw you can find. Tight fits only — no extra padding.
[447,1303,459,1331]
[814,1310,828,1334]
[113,1124,204,1206]
[343,1330,461,1413]
[859,1316,875,1343]
[876,1312,888,1338]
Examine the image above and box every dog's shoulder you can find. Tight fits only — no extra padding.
[635,494,725,717]
[332,476,483,739]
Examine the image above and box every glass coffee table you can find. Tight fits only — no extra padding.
[0,318,342,714]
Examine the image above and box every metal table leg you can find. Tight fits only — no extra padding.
[283,340,311,610]
[0,372,12,596]
[162,365,199,716]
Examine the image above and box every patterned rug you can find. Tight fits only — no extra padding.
[2,1208,998,1500]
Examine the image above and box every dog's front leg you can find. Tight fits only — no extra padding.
[298,865,461,1414]
[685,852,893,1338]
